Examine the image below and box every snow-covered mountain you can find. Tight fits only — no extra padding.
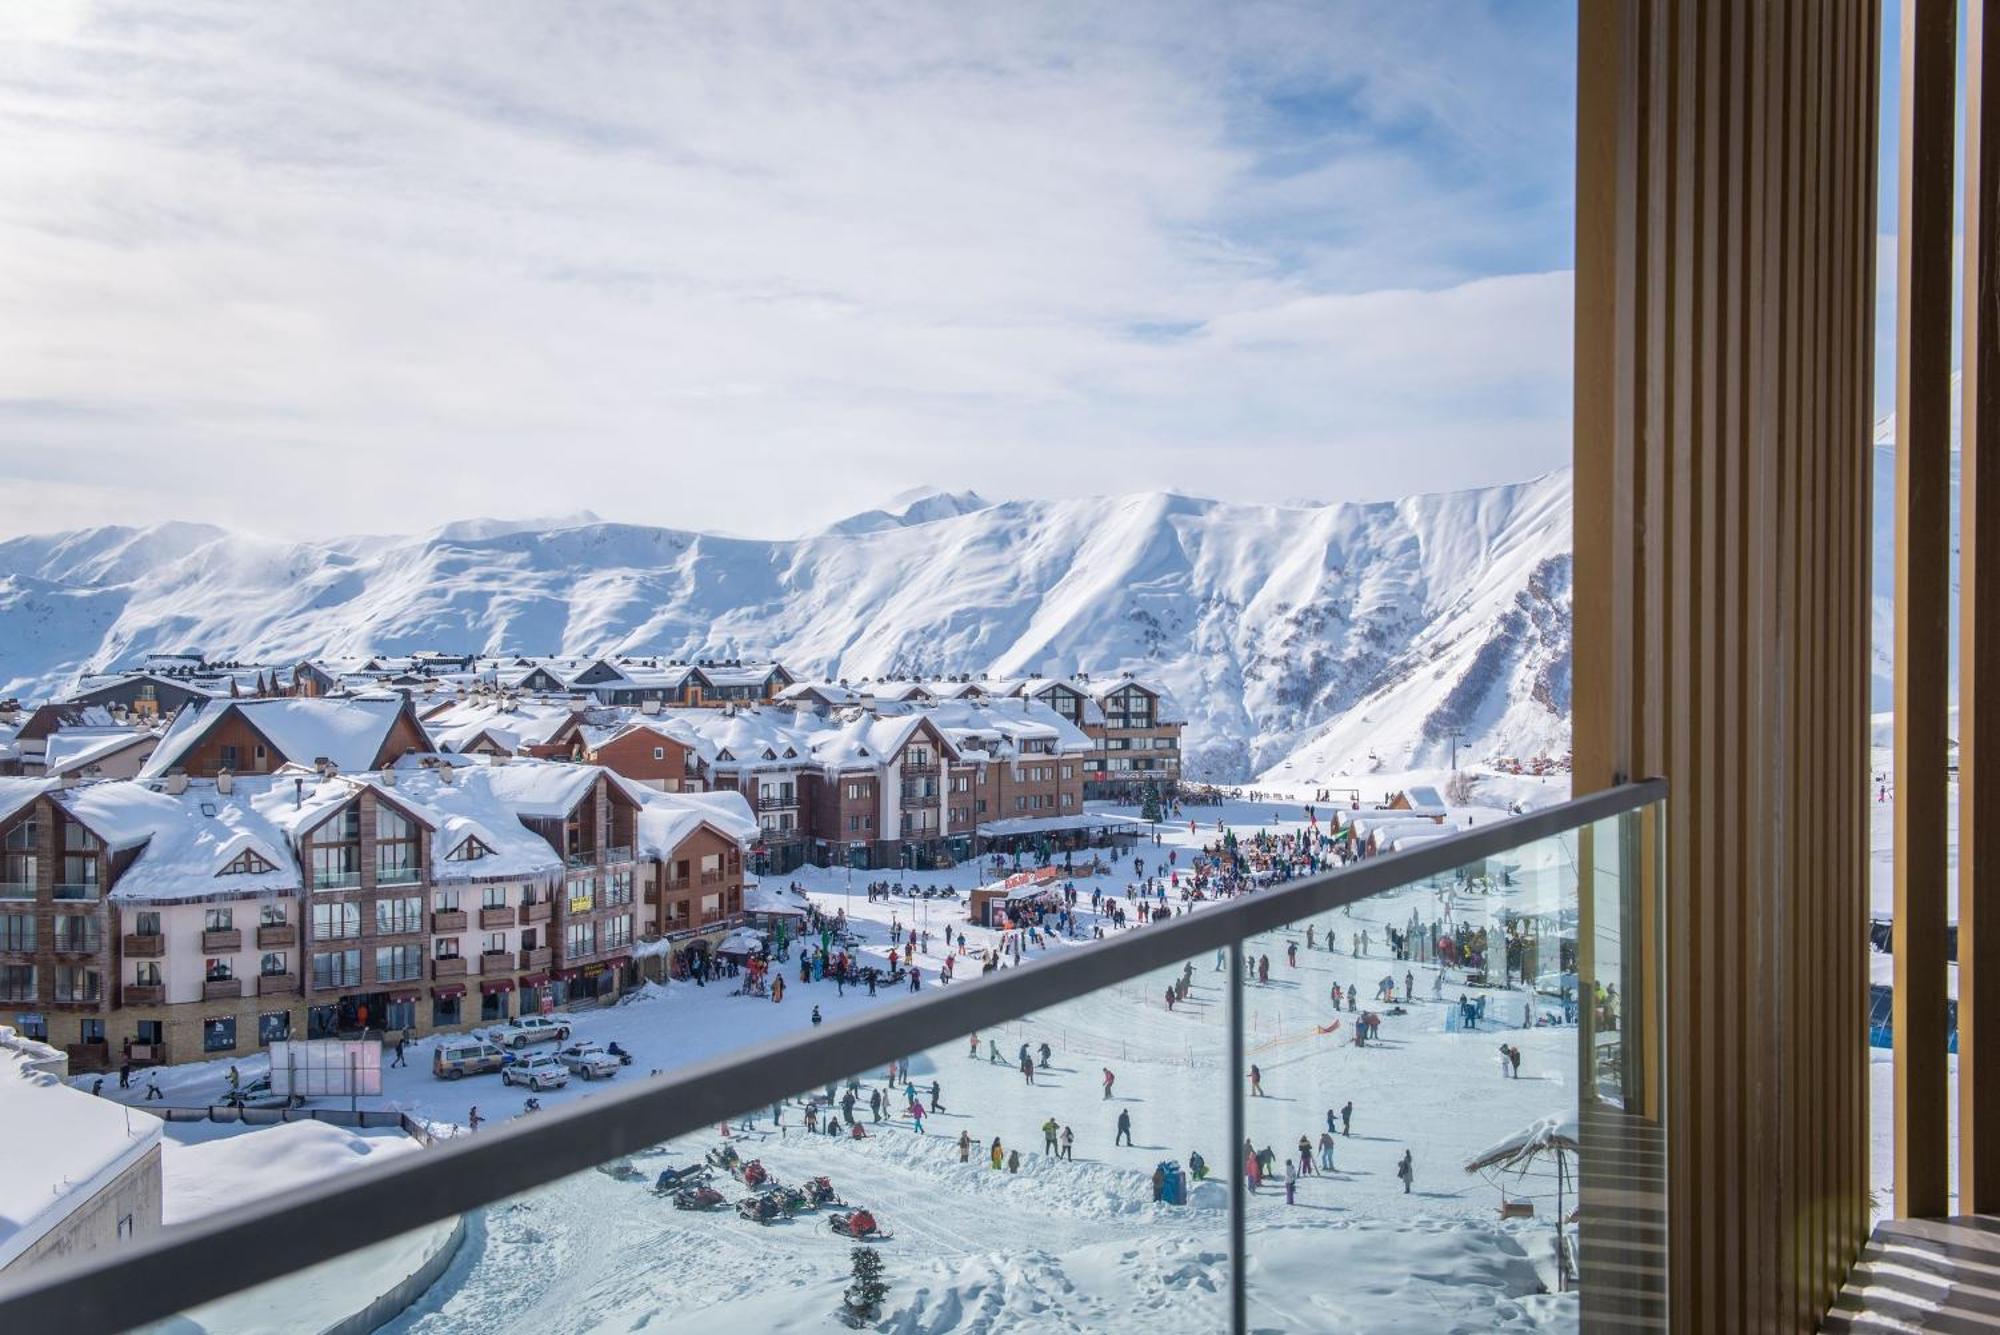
[0,476,1575,783]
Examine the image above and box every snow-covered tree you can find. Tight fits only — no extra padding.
[842,1246,888,1325]
[1140,779,1163,824]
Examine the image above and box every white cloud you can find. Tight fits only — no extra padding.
[0,1,1577,540]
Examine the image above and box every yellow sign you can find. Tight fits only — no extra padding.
[569,897,593,915]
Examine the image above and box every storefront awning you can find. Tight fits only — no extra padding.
[389,991,421,1004]
[432,984,467,999]
[603,955,630,971]
[481,979,515,994]
[520,973,548,988]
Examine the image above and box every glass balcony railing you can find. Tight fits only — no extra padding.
[0,784,1667,1334]
[0,882,35,900]
[52,882,99,901]
[312,870,362,891]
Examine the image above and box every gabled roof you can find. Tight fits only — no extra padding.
[140,698,430,779]
[56,779,301,901]
[0,777,59,829]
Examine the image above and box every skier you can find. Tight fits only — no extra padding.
[1404,970,1415,1002]
[1297,1134,1314,1177]
[1020,1053,1036,1085]
[1397,1148,1414,1194]
[1189,1148,1208,1180]
[1103,1067,1116,1100]
[1341,1100,1353,1136]
[989,1038,1003,1064]
[1115,1108,1134,1147]
[1287,941,1298,968]
[929,1080,943,1112]
[1248,1064,1264,1097]
[1039,1042,1053,1070]
[969,1033,980,1059]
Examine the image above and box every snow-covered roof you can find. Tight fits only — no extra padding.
[140,698,425,779]
[0,1028,164,1271]
[633,788,757,860]
[57,780,300,901]
[41,728,157,776]
[0,776,59,828]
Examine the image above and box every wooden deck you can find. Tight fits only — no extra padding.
[1823,1217,2000,1331]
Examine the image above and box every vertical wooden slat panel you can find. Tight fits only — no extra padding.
[1963,0,2000,1217]
[1892,0,1956,1224]
[1575,2,1881,1327]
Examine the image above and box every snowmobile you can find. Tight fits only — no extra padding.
[672,1185,726,1211]
[595,1160,645,1183]
[765,1184,812,1215]
[737,1193,787,1225]
[706,1145,742,1173]
[801,1176,842,1209]
[651,1164,712,1194]
[826,1208,891,1241]
[605,1041,635,1066]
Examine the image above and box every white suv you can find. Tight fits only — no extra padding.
[502,1052,570,1091]
[556,1042,620,1081]
[492,1016,572,1050]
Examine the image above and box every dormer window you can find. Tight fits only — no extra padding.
[447,836,493,862]
[219,849,276,875]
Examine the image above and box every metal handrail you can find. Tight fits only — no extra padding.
[0,780,1664,1334]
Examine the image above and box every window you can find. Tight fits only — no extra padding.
[567,877,595,913]
[260,951,287,976]
[446,836,491,862]
[203,1016,236,1053]
[0,913,32,952]
[483,933,507,954]
[375,805,420,884]
[261,903,285,926]
[482,885,508,910]
[375,896,421,936]
[54,965,100,1003]
[219,848,276,875]
[653,746,665,761]
[217,744,238,770]
[481,989,508,1022]
[312,901,360,940]
[134,961,162,987]
[258,1011,289,1045]
[606,869,632,906]
[15,1011,46,1039]
[135,1020,162,1045]
[81,1017,105,1043]
[205,958,233,982]
[375,944,422,982]
[700,893,720,915]
[434,889,461,912]
[0,964,35,1002]
[603,915,632,950]
[205,907,234,932]
[1061,764,1074,778]
[432,994,462,1028]
[435,937,461,960]
[566,921,595,957]
[311,949,360,990]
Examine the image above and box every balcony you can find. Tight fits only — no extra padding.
[517,946,551,971]
[0,882,33,900]
[202,977,242,1000]
[122,983,164,1006]
[65,1042,110,1072]
[53,883,99,901]
[605,844,634,864]
[754,795,796,811]
[431,909,468,934]
[564,850,598,869]
[256,923,297,949]
[375,865,422,887]
[201,928,242,953]
[312,871,362,891]
[699,870,724,886]
[123,933,166,958]
[257,972,297,996]
[480,949,512,972]
[521,900,552,924]
[479,905,516,929]
[431,956,466,980]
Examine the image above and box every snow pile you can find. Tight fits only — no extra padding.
[160,1118,421,1225]
[0,475,1574,783]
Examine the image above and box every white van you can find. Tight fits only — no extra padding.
[432,1037,505,1080]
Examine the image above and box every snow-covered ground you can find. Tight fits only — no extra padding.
[95,791,1591,1330]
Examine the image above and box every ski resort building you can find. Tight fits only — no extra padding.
[0,704,757,1069]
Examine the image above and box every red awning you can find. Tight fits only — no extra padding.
[432,984,467,999]
[480,979,515,994]
[389,992,421,1003]
[555,969,578,982]
[603,955,631,971]
[520,973,548,987]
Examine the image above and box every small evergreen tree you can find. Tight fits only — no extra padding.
[843,1245,888,1325]
[1140,778,1163,824]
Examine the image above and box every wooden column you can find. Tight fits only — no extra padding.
[1963,0,2000,1216]
[1894,0,1957,1223]
[1574,1,1879,1328]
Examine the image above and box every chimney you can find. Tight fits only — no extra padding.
[165,772,189,796]
[316,757,337,780]
[379,768,396,787]
[216,769,233,795]
[439,765,455,785]
[859,693,877,714]
[59,769,80,789]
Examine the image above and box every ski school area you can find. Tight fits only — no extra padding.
[68,792,1590,1331]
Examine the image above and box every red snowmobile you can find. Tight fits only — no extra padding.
[827,1208,892,1240]
[672,1185,726,1211]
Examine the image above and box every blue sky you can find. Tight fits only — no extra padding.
[3,3,1591,539]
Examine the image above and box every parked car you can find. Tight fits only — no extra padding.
[433,1038,506,1081]
[556,1042,620,1081]
[490,1016,572,1050]
[501,1053,570,1091]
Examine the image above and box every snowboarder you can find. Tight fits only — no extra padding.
[1103,1067,1115,1100]
[1116,1108,1134,1147]
[1398,1148,1414,1194]
[1038,1042,1053,1070]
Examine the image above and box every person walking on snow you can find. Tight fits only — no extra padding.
[1398,1149,1414,1194]
[970,1033,980,1059]
[1043,1117,1060,1154]
[1297,1135,1315,1176]
[1318,1130,1337,1171]
[989,1038,1003,1064]
[1020,1053,1036,1085]
[1103,1067,1116,1100]
[1039,1042,1053,1070]
[1248,1064,1265,1097]
[929,1080,943,1111]
[958,1130,972,1163]
[1287,941,1298,967]
[1284,1160,1298,1205]
[990,1137,1004,1169]
[1060,1125,1074,1160]
[1116,1108,1134,1147]
[1341,1100,1353,1136]
[1404,970,1414,1003]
